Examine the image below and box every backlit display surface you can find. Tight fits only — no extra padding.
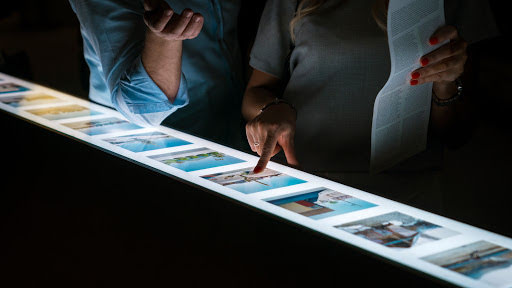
[1,72,510,288]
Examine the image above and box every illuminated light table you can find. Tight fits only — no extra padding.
[1,73,511,288]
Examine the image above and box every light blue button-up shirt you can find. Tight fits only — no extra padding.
[70,0,243,146]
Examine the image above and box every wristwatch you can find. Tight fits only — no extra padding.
[432,78,463,106]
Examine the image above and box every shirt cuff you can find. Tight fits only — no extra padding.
[112,56,189,126]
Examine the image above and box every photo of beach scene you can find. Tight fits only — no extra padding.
[26,104,101,120]
[103,131,191,153]
[266,188,377,220]
[0,83,30,94]
[422,241,512,287]
[63,117,142,136]
[336,212,458,249]
[0,93,64,107]
[202,168,306,194]
[150,148,245,172]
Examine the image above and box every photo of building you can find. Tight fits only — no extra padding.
[103,131,191,152]
[0,93,63,107]
[63,117,142,136]
[336,212,458,249]
[423,241,512,287]
[150,147,245,171]
[267,188,377,219]
[202,168,306,194]
[0,82,30,94]
[27,104,101,120]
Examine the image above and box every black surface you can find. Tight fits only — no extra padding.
[0,111,455,288]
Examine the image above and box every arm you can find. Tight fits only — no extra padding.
[142,0,203,102]
[242,70,299,173]
[69,0,202,126]
[242,70,281,121]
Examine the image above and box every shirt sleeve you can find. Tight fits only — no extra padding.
[445,0,500,44]
[69,0,189,127]
[249,0,297,79]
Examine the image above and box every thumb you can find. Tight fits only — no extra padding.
[281,135,299,167]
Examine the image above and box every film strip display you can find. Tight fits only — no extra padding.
[1,73,511,288]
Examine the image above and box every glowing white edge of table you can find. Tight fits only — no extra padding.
[0,72,510,288]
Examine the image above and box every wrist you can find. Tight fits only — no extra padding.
[432,78,463,107]
[260,98,297,118]
[433,81,457,100]
[145,29,183,45]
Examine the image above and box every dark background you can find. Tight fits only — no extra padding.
[1,1,511,287]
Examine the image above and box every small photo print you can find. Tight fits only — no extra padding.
[266,188,377,220]
[202,168,306,194]
[150,148,245,172]
[423,241,512,287]
[0,93,63,107]
[26,104,101,120]
[103,131,191,153]
[63,117,142,136]
[0,83,30,94]
[335,211,458,249]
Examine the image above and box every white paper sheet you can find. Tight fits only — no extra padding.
[371,0,445,172]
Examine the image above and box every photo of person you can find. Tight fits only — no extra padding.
[266,188,377,220]
[103,131,191,153]
[202,168,306,194]
[26,104,102,120]
[0,83,30,94]
[150,148,245,172]
[422,241,512,287]
[63,117,142,136]
[0,93,64,107]
[336,211,458,249]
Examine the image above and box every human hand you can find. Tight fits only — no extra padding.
[410,25,468,93]
[246,103,299,173]
[143,0,204,41]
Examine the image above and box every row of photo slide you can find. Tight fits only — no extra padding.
[1,80,511,287]
[0,84,103,121]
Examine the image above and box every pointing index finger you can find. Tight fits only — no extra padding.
[253,133,278,174]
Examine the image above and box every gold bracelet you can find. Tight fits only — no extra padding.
[259,98,296,114]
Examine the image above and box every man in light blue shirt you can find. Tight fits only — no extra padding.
[69,0,243,146]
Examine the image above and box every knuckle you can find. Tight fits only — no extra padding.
[266,122,280,131]
[440,62,449,71]
[449,25,458,35]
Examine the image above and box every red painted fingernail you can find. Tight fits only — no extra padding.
[420,58,429,66]
[429,37,439,45]
[253,166,263,174]
[410,79,418,86]
[411,72,420,79]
